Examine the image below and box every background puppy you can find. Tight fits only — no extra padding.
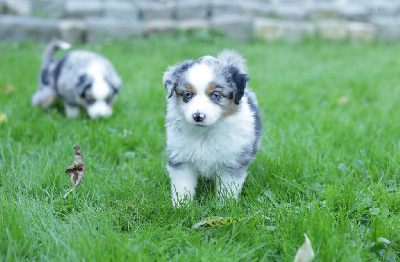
[32,40,122,119]
[163,50,262,206]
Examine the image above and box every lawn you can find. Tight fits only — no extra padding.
[0,35,399,261]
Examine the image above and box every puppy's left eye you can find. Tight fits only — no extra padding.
[210,92,221,101]
[105,96,113,104]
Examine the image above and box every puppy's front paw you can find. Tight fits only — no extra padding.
[216,171,247,201]
[64,104,81,118]
[168,163,198,207]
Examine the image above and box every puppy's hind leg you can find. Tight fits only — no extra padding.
[31,88,57,108]
[168,163,198,207]
[216,169,247,201]
[64,103,81,118]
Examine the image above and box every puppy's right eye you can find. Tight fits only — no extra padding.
[86,97,96,105]
[183,92,193,101]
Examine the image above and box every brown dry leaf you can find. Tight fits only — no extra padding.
[64,145,87,198]
[337,96,349,105]
[0,84,15,93]
[191,216,245,230]
[294,233,315,262]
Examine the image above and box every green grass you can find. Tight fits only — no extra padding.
[0,36,399,261]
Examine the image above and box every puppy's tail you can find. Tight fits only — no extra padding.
[42,40,71,66]
[217,49,247,73]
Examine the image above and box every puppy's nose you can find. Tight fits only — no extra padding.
[193,112,205,122]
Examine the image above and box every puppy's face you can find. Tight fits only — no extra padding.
[77,73,120,119]
[163,56,249,127]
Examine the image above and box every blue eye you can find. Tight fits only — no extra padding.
[86,97,96,105]
[211,92,221,101]
[105,96,113,104]
[183,92,193,100]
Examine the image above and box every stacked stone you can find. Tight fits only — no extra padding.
[251,1,400,43]
[1,0,400,43]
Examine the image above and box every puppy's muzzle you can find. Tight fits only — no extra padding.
[193,112,205,122]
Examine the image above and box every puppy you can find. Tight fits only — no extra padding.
[32,40,122,119]
[163,50,262,206]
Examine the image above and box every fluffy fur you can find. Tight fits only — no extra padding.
[163,50,262,206]
[32,40,122,119]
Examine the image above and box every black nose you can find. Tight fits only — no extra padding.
[193,112,205,122]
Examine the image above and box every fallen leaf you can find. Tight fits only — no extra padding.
[191,216,245,230]
[294,233,315,262]
[337,96,349,105]
[64,145,87,198]
[0,112,7,124]
[0,84,15,93]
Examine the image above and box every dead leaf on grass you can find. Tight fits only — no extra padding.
[294,233,315,262]
[64,145,87,198]
[0,84,15,93]
[337,96,349,105]
[191,216,245,230]
[0,112,7,124]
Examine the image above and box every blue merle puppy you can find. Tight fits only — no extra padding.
[32,40,122,119]
[163,50,262,206]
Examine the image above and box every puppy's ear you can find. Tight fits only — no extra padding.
[230,66,249,105]
[76,74,93,97]
[40,66,50,86]
[105,74,122,94]
[163,60,193,98]
[163,68,176,98]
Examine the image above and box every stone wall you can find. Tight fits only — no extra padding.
[1,0,400,43]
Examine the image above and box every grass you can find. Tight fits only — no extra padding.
[0,35,399,261]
